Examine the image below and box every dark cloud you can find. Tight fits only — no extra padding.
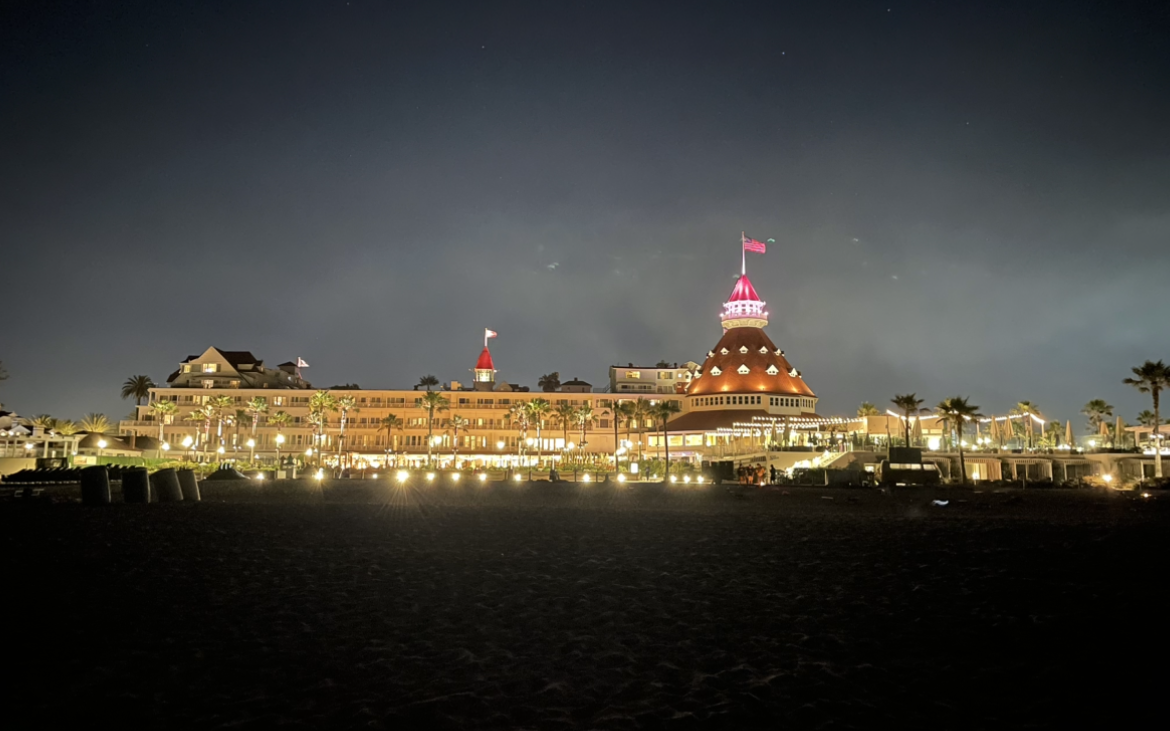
[2,0,1167,425]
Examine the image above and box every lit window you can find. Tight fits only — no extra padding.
[627,371,641,379]
[739,346,749,354]
[766,365,779,375]
[182,365,192,373]
[229,380,240,389]
[659,372,673,379]
[737,365,750,375]
[202,380,214,389]
[273,396,284,406]
[720,348,729,355]
[759,346,768,354]
[202,363,218,373]
[710,366,722,376]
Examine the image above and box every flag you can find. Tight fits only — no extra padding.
[296,357,310,368]
[485,329,498,340]
[742,234,767,253]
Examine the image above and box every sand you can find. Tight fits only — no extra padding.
[3,484,1166,729]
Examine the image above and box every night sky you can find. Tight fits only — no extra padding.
[2,1,1168,427]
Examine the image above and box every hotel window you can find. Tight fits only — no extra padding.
[202,363,218,373]
[627,371,641,379]
[202,380,214,389]
[182,364,192,373]
[658,372,673,380]
[229,380,240,389]
[273,396,284,406]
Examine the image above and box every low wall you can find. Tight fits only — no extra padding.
[0,458,37,477]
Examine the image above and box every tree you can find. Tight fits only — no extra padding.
[121,375,156,405]
[416,375,440,391]
[1081,399,1114,435]
[449,414,469,467]
[418,391,450,466]
[891,394,926,447]
[1125,360,1168,478]
[246,397,269,438]
[1011,401,1041,450]
[269,410,291,465]
[573,404,596,450]
[650,400,682,481]
[1137,410,1158,428]
[378,414,403,467]
[54,420,79,436]
[31,414,56,430]
[538,372,561,392]
[206,395,234,449]
[150,400,177,441]
[335,395,358,467]
[79,413,112,434]
[508,402,531,465]
[935,396,982,484]
[614,401,635,466]
[307,390,337,462]
[553,401,576,448]
[629,398,652,460]
[525,398,552,469]
[856,402,880,417]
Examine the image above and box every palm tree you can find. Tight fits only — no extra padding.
[891,394,926,447]
[416,375,440,391]
[335,395,358,468]
[1011,401,1041,450]
[573,404,596,449]
[856,402,880,417]
[205,395,234,449]
[54,419,79,436]
[1125,360,1168,478]
[553,401,576,448]
[30,414,55,430]
[629,398,652,460]
[615,401,635,466]
[1081,399,1114,435]
[245,397,269,439]
[935,396,982,484]
[418,391,450,466]
[449,414,470,467]
[525,398,551,469]
[79,413,112,434]
[537,372,561,392]
[121,375,155,405]
[269,410,291,466]
[307,390,337,461]
[650,400,682,480]
[508,402,530,466]
[378,414,403,468]
[150,400,177,441]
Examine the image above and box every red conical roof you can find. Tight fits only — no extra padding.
[475,347,495,370]
[727,274,761,302]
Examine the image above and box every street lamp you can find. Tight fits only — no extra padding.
[247,438,255,463]
[97,438,107,459]
[275,433,285,468]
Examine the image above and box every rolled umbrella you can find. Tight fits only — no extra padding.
[1065,420,1073,448]
[1115,415,1124,448]
[989,417,1000,446]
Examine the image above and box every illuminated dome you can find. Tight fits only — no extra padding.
[721,274,768,330]
[687,327,815,398]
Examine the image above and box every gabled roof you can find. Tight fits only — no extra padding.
[475,347,495,371]
[562,378,592,386]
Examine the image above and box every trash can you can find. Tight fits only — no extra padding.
[177,468,201,502]
[80,465,111,505]
[152,468,183,502]
[123,467,151,504]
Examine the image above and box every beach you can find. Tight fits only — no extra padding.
[4,484,1165,729]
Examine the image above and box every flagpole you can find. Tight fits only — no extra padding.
[741,232,746,276]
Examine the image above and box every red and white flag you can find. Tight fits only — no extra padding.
[296,357,310,368]
[742,234,767,253]
[484,328,498,347]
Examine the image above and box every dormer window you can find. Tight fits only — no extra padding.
[710,366,723,376]
[739,345,749,354]
[720,348,729,355]
[759,346,768,354]
[766,365,779,375]
[737,364,750,375]
[774,349,782,356]
[789,367,800,377]
[707,351,715,358]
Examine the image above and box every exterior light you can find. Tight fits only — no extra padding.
[396,470,409,482]
[182,436,193,447]
[1103,474,1113,484]
[451,473,460,482]
[305,449,313,456]
[697,476,704,484]
[513,473,522,482]
[97,439,108,449]
[314,470,324,481]
[617,473,627,483]
[630,463,639,474]
[247,439,255,448]
[426,472,435,481]
[566,442,575,450]
[582,473,591,482]
[276,434,285,444]
[255,472,265,481]
[669,475,678,483]
[24,442,34,450]
[683,475,691,483]
[478,473,487,482]
[162,442,170,451]
[496,441,505,450]
[217,446,225,454]
[372,473,378,479]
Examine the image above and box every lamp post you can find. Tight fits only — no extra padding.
[275,433,285,468]
[97,438,107,461]
[216,445,225,467]
[182,435,193,461]
[247,438,256,463]
[161,442,170,462]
